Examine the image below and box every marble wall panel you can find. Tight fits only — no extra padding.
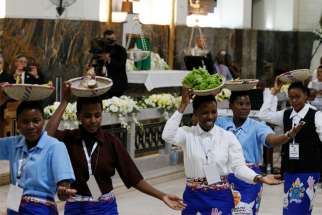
[0,18,317,90]
[256,30,316,86]
[0,18,122,81]
[142,25,169,61]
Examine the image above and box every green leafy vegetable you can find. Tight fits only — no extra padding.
[182,68,223,90]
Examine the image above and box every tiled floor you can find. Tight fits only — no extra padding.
[1,177,322,215]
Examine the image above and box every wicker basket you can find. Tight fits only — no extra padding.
[193,81,225,96]
[278,69,310,83]
[69,76,113,97]
[224,79,259,91]
[3,84,55,101]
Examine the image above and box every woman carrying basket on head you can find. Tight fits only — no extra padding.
[257,80,322,214]
[45,83,186,215]
[162,87,283,215]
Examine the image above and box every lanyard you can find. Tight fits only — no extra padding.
[82,141,98,175]
[16,158,27,186]
[291,115,301,145]
[16,151,28,186]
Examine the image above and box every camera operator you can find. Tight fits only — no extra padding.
[9,54,45,84]
[89,29,128,98]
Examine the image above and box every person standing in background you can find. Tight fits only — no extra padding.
[309,56,322,83]
[0,54,11,83]
[184,36,215,74]
[9,55,45,84]
[308,66,322,110]
[214,50,233,81]
[224,53,241,79]
[98,29,128,98]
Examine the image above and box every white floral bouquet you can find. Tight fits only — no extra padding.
[215,88,231,102]
[150,53,169,70]
[103,96,141,128]
[44,102,77,121]
[140,94,180,113]
[126,59,136,72]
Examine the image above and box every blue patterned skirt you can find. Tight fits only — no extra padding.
[228,165,263,214]
[283,172,320,215]
[182,178,234,215]
[7,197,58,215]
[64,193,118,215]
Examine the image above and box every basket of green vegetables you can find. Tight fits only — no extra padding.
[182,68,225,96]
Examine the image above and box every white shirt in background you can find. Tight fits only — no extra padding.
[162,111,258,184]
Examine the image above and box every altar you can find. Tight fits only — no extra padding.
[127,70,189,91]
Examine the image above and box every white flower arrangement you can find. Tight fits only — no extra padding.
[126,59,136,72]
[150,53,169,70]
[215,88,232,102]
[44,94,183,128]
[103,96,141,128]
[140,94,180,115]
[44,96,140,129]
[44,102,77,121]
[280,84,290,94]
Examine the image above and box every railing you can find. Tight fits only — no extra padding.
[135,120,166,157]
[56,107,198,158]
[5,103,261,157]
[101,124,128,148]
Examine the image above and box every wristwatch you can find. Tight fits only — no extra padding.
[285,131,292,139]
[253,174,266,183]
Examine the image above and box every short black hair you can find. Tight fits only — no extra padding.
[288,81,309,96]
[103,29,114,37]
[16,101,44,119]
[192,95,216,112]
[317,65,322,70]
[229,91,251,104]
[76,96,103,113]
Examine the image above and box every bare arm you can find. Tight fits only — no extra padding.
[266,121,305,147]
[57,180,77,201]
[266,134,289,147]
[134,180,186,210]
[162,87,193,146]
[45,82,71,136]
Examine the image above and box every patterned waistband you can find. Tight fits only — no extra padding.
[22,196,57,208]
[67,192,115,202]
[186,176,230,191]
[246,163,258,168]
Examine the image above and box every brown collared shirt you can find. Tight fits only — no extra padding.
[55,127,143,196]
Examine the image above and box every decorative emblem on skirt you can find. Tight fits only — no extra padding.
[289,178,305,203]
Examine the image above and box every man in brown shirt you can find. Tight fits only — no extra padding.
[46,83,186,214]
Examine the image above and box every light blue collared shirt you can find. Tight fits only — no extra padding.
[215,116,274,164]
[0,131,75,199]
